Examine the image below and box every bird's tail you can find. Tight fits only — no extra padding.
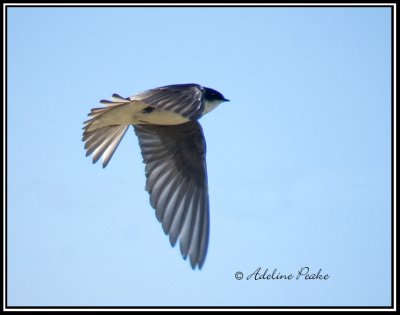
[82,95,131,168]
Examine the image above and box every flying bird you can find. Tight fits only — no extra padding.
[82,83,229,269]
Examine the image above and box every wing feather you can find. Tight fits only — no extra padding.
[135,84,205,120]
[134,121,209,269]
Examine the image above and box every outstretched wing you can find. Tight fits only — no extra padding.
[134,121,209,269]
[135,84,205,120]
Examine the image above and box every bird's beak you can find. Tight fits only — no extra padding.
[223,98,230,102]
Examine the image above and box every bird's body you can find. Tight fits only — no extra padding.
[85,98,190,130]
[82,83,229,269]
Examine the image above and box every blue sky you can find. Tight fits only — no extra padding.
[7,6,392,307]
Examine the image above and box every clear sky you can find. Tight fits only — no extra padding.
[7,6,392,307]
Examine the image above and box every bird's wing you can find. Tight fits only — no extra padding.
[135,84,205,120]
[134,121,209,269]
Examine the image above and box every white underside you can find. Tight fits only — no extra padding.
[86,100,190,132]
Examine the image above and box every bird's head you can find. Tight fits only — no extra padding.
[204,87,230,104]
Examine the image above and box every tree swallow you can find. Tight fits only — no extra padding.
[82,83,229,269]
